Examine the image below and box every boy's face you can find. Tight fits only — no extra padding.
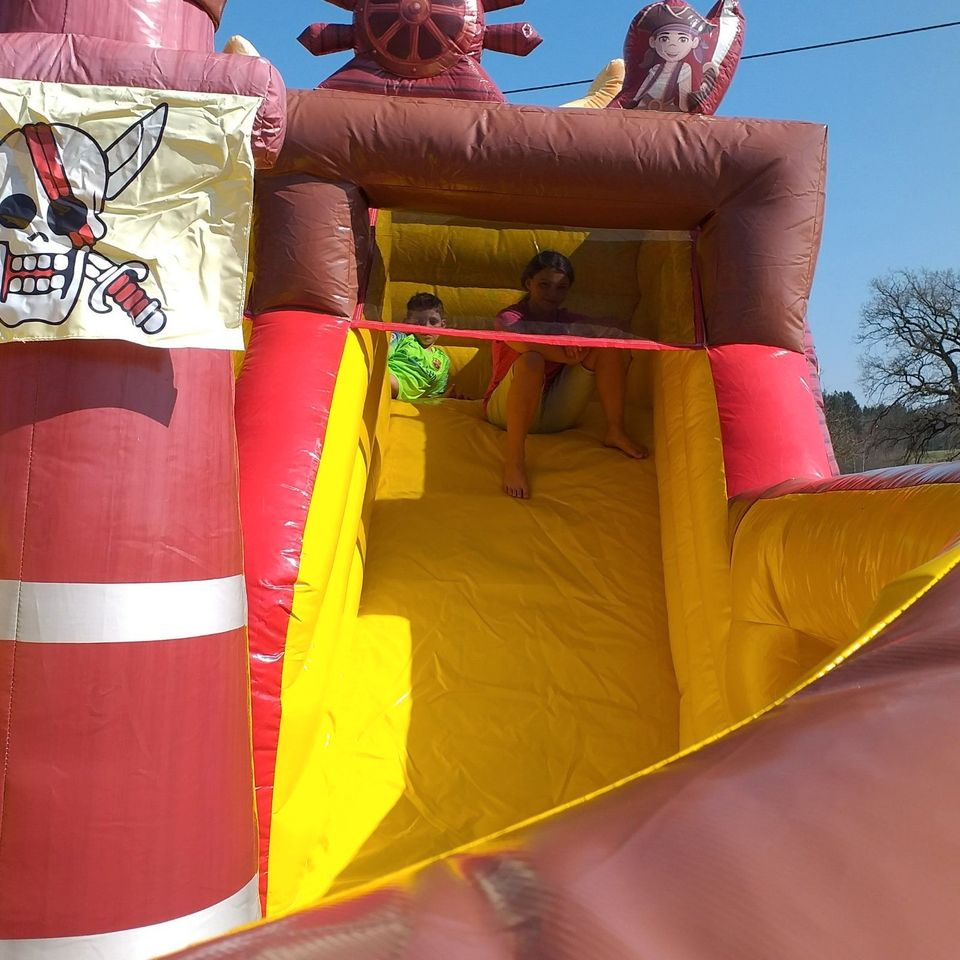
[650,28,699,63]
[407,307,444,347]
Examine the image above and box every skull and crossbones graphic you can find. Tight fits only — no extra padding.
[0,103,169,335]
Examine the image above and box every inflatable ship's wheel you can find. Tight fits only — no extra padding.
[359,0,480,78]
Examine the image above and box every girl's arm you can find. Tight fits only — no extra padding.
[516,315,632,336]
[505,339,586,364]
[502,317,595,360]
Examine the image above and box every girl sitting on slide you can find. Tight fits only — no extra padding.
[482,250,647,500]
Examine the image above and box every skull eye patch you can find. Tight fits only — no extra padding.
[47,196,88,237]
[0,193,38,231]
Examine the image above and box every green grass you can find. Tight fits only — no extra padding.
[920,449,960,463]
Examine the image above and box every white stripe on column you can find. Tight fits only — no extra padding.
[0,578,19,640]
[1,874,260,960]
[0,576,246,644]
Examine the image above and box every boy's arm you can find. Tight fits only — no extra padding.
[438,350,461,398]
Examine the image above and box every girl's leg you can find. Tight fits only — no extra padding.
[390,372,400,398]
[583,348,648,459]
[503,351,546,498]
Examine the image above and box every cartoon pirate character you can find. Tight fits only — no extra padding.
[0,103,169,334]
[628,4,717,112]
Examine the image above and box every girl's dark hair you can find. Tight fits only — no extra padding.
[520,250,575,289]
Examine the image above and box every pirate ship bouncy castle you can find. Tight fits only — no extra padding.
[3,1,960,958]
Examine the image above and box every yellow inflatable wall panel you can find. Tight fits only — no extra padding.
[636,239,697,344]
[653,350,734,745]
[372,212,695,336]
[728,481,960,720]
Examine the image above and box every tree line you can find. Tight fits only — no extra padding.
[824,390,960,473]
[823,268,960,473]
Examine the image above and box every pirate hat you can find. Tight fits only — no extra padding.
[635,2,711,36]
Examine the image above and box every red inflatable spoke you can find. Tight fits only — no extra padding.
[376,17,406,45]
[409,23,422,60]
[424,17,448,45]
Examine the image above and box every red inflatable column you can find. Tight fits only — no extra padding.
[709,344,836,497]
[0,341,259,957]
[237,310,351,903]
[239,177,370,905]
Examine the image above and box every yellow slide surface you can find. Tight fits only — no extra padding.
[265,336,960,917]
[328,396,677,894]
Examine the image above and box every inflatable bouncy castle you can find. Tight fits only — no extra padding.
[2,1,960,958]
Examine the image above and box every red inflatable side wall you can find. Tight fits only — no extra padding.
[236,311,350,905]
[709,344,836,496]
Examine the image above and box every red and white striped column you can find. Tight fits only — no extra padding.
[0,340,259,958]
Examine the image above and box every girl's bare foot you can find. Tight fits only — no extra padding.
[503,458,531,499]
[604,429,649,460]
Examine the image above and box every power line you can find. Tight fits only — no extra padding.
[502,19,960,95]
[743,18,960,60]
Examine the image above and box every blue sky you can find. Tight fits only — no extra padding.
[217,1,960,399]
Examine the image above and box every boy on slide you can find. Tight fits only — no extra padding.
[388,293,452,401]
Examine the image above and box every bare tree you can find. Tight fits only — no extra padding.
[857,268,960,461]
